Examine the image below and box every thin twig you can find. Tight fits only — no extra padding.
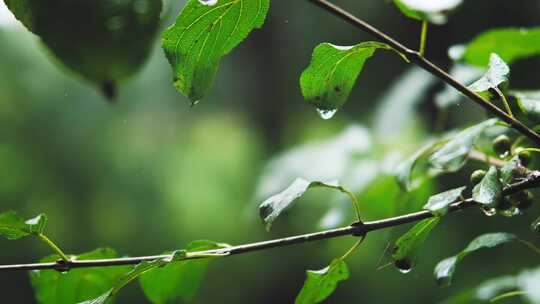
[308,0,540,146]
[1,172,539,272]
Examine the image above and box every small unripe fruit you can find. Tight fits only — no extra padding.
[492,135,512,156]
[470,170,487,185]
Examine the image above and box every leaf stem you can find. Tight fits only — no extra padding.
[419,20,428,56]
[37,234,70,262]
[489,290,526,303]
[518,239,540,256]
[341,188,362,221]
[493,87,513,117]
[341,236,365,260]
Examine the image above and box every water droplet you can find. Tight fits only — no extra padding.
[499,151,510,159]
[316,108,337,120]
[190,100,200,107]
[394,259,412,274]
[500,207,520,217]
[482,207,497,217]
[199,0,218,5]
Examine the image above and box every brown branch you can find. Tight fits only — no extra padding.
[1,171,539,272]
[308,0,540,146]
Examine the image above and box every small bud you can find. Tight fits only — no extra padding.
[492,135,512,157]
[470,169,487,185]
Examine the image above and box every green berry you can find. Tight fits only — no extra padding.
[492,135,512,156]
[470,169,487,185]
[518,150,532,167]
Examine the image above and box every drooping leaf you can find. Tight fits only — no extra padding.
[428,119,497,171]
[468,53,509,92]
[435,64,484,109]
[513,90,540,121]
[162,0,270,103]
[30,248,130,304]
[393,0,463,24]
[424,186,466,216]
[392,217,439,272]
[295,258,349,304]
[259,178,350,230]
[80,251,186,304]
[300,42,392,114]
[444,275,519,304]
[434,233,517,286]
[139,240,228,304]
[464,27,540,66]
[0,210,47,240]
[472,166,502,207]
[5,0,162,96]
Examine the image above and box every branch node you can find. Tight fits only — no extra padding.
[351,221,366,237]
[53,259,71,273]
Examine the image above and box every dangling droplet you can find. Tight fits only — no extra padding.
[190,100,200,107]
[482,207,497,217]
[394,259,412,274]
[316,108,337,120]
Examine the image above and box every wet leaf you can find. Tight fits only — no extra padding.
[295,258,349,304]
[465,27,540,66]
[300,42,392,113]
[500,155,523,184]
[162,0,270,103]
[424,186,466,216]
[80,251,187,304]
[392,218,439,271]
[393,0,463,24]
[31,248,130,304]
[428,119,497,172]
[472,166,502,207]
[434,233,517,286]
[5,0,162,94]
[259,178,351,230]
[0,211,47,240]
[139,240,228,304]
[468,53,509,92]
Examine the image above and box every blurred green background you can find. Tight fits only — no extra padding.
[1,0,540,303]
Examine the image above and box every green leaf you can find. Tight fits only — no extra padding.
[5,0,162,94]
[139,240,227,304]
[300,42,392,114]
[30,248,130,304]
[500,155,523,184]
[464,27,540,66]
[162,0,270,103]
[443,275,518,304]
[472,166,502,207]
[392,217,439,272]
[424,186,466,216]
[259,178,349,230]
[468,53,509,92]
[80,251,186,304]
[0,210,47,240]
[513,90,540,121]
[434,233,517,286]
[393,0,463,24]
[428,119,497,172]
[434,64,484,109]
[295,258,349,304]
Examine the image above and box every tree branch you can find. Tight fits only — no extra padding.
[307,0,540,146]
[1,171,539,272]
